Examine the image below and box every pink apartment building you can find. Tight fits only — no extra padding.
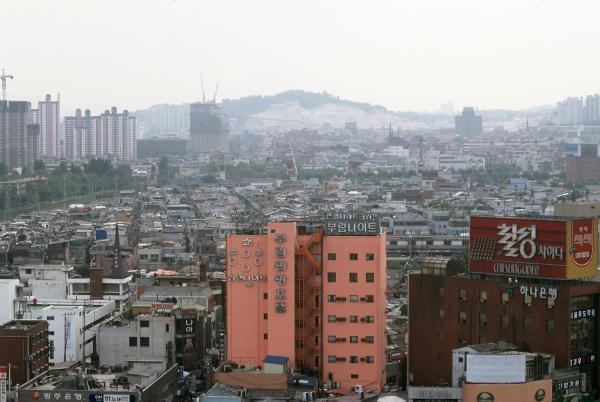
[226,218,386,393]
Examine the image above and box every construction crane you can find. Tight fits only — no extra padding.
[212,81,219,104]
[200,71,206,103]
[1,69,14,102]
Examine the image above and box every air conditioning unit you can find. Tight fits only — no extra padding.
[353,385,364,393]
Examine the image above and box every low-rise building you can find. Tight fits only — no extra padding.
[0,320,49,385]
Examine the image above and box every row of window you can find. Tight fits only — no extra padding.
[327,315,375,323]
[129,337,151,347]
[327,335,374,343]
[328,253,375,261]
[327,295,374,303]
[453,310,556,333]
[327,355,375,363]
[456,289,555,307]
[327,272,375,283]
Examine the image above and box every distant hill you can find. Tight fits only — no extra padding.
[220,90,388,123]
[134,90,555,134]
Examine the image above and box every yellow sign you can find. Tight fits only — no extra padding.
[566,218,598,279]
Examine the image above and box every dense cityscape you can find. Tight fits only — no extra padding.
[2,2,600,402]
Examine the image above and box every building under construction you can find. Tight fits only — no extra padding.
[189,102,229,154]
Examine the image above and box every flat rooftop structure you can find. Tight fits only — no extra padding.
[25,373,139,392]
[0,320,45,331]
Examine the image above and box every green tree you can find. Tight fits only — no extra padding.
[33,160,45,174]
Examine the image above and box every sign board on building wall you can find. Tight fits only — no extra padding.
[470,216,598,279]
[466,354,526,384]
[325,212,380,236]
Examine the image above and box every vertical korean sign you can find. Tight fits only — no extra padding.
[566,218,598,279]
[0,366,8,402]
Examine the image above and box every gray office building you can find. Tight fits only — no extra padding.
[189,102,229,153]
[455,107,483,136]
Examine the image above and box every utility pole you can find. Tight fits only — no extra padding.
[1,69,14,102]
[81,302,86,367]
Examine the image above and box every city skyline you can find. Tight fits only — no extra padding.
[2,0,600,113]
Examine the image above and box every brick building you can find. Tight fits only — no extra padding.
[408,216,600,392]
[566,155,600,183]
[0,320,49,385]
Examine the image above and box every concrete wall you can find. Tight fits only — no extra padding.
[97,315,175,366]
[0,280,19,324]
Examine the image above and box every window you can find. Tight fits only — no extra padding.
[350,315,358,323]
[129,337,137,347]
[459,311,467,323]
[263,292,268,300]
[328,336,336,343]
[366,272,374,283]
[349,272,358,283]
[439,309,445,318]
[524,294,532,306]
[501,292,509,304]
[48,331,54,335]
[546,320,555,333]
[480,291,487,303]
[365,315,375,323]
[501,315,508,328]
[328,355,337,363]
[459,289,467,301]
[350,295,359,303]
[140,337,150,347]
[264,313,268,320]
[479,313,487,326]
[140,320,150,328]
[327,295,337,302]
[351,374,359,379]
[328,272,336,283]
[439,287,445,296]
[25,269,32,274]
[328,253,336,261]
[328,315,337,323]
[264,333,268,340]
[365,356,374,364]
[479,336,486,344]
[165,324,169,332]
[523,318,532,330]
[46,316,54,321]
[363,336,374,343]
[350,253,358,260]
[350,356,358,363]
[366,253,374,261]
[350,336,358,343]
[365,295,374,303]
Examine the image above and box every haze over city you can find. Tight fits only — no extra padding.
[4,2,600,402]
[3,0,600,112]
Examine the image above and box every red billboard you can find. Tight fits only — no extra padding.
[470,216,598,280]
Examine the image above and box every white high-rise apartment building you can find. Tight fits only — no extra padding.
[31,94,60,158]
[64,107,137,160]
[557,97,583,126]
[585,94,600,123]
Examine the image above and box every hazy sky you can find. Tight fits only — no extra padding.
[2,0,600,114]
